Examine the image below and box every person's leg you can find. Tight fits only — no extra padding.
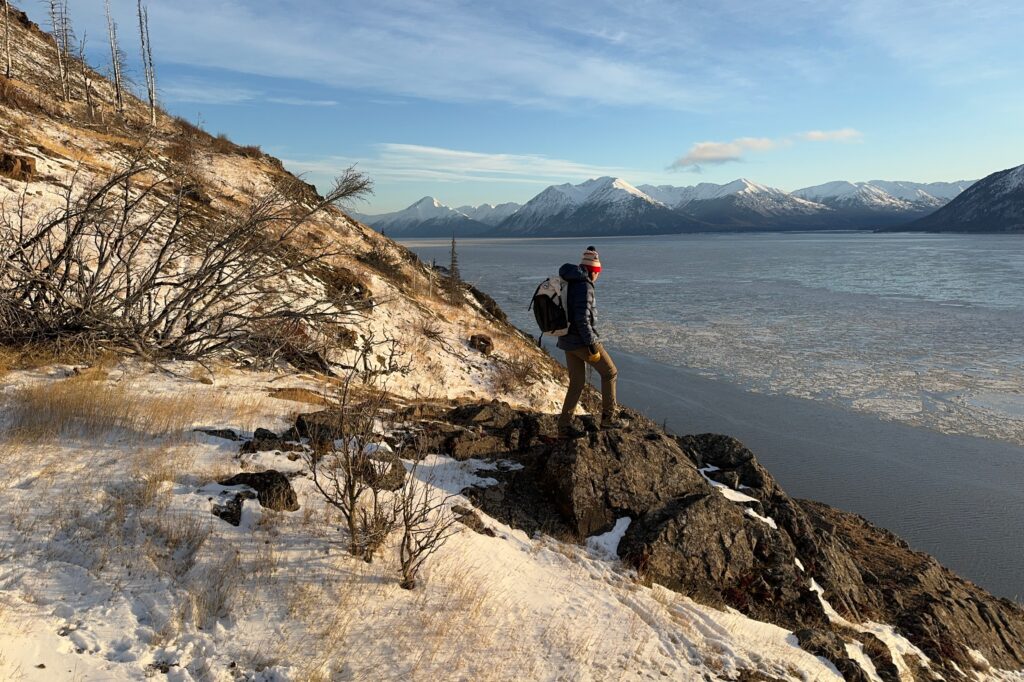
[558,349,588,431]
[590,346,619,421]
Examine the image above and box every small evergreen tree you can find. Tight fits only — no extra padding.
[446,235,461,300]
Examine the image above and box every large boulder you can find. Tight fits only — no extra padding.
[219,470,299,511]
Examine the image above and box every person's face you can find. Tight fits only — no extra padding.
[590,269,601,282]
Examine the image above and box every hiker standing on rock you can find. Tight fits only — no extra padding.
[556,246,626,438]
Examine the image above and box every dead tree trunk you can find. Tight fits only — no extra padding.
[79,33,94,119]
[105,0,125,115]
[48,1,69,99]
[3,0,12,80]
[137,0,157,125]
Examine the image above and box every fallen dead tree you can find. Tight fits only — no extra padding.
[0,146,373,364]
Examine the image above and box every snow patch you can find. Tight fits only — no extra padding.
[586,517,632,560]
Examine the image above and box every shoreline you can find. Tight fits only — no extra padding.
[599,345,1024,602]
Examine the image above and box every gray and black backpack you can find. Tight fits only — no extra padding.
[529,276,569,343]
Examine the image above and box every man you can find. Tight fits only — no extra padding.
[556,246,627,438]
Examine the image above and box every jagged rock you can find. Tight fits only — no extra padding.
[390,399,1024,679]
[794,629,871,682]
[211,489,256,526]
[0,152,36,181]
[194,428,241,441]
[180,183,212,206]
[451,432,509,461]
[800,499,1024,672]
[218,470,299,511]
[240,427,303,454]
[354,449,406,491]
[851,632,900,682]
[541,425,709,538]
[468,334,494,355]
[452,504,497,537]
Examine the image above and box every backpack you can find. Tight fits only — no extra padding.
[529,276,569,343]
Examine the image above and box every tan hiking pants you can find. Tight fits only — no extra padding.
[558,344,618,429]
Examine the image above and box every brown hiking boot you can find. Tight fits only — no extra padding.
[557,423,587,439]
[600,413,630,430]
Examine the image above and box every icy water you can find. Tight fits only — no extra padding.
[403,233,1024,599]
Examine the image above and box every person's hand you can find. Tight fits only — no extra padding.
[587,345,601,362]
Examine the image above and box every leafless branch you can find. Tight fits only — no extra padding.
[0,146,376,365]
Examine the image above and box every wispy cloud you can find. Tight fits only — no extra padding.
[798,128,863,142]
[76,0,1023,111]
[672,129,863,171]
[163,79,337,107]
[672,138,779,170]
[286,143,637,186]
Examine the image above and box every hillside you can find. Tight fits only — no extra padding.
[1,7,1023,682]
[891,164,1024,233]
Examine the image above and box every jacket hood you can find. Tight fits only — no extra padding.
[559,263,589,282]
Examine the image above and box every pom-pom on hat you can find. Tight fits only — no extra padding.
[580,246,602,273]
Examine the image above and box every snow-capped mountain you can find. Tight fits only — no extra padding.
[357,176,976,238]
[456,202,521,226]
[792,179,975,225]
[497,177,700,236]
[357,197,491,237]
[639,179,831,228]
[896,164,1024,233]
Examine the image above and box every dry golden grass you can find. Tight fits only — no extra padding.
[3,376,198,442]
[2,374,277,444]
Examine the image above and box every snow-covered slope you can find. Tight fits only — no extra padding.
[0,365,1002,681]
[497,176,700,236]
[640,179,832,228]
[897,164,1024,233]
[359,197,493,237]
[456,201,521,226]
[793,179,974,226]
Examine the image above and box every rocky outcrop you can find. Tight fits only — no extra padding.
[219,470,299,512]
[0,152,36,181]
[468,334,493,355]
[360,399,1024,678]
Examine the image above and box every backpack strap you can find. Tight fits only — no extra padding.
[527,281,544,310]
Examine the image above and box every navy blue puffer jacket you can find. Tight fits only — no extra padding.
[556,263,598,351]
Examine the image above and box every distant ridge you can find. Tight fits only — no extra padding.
[357,174,978,237]
[887,164,1024,233]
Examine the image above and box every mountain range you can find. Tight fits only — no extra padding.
[889,164,1024,233]
[353,175,993,237]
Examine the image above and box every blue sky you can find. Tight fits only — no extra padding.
[71,0,1024,212]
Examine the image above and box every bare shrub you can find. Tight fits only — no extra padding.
[396,459,459,590]
[306,387,396,561]
[0,148,374,363]
[358,241,410,287]
[305,334,410,561]
[492,352,538,394]
[414,317,444,342]
[187,548,241,629]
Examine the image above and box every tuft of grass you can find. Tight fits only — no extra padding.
[492,352,538,394]
[3,377,198,442]
[187,549,242,629]
[144,513,213,578]
[2,376,275,444]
